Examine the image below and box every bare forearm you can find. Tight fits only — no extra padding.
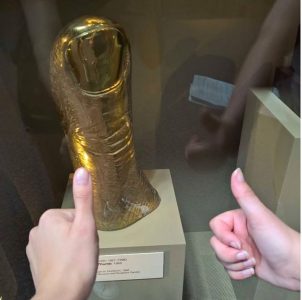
[290,231,300,284]
[223,0,299,123]
[223,39,277,122]
[274,230,300,291]
[31,279,88,300]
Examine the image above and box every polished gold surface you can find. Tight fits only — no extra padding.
[50,17,160,230]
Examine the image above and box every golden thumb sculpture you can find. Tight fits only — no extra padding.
[50,17,160,230]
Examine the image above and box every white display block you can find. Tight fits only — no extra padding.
[237,89,300,300]
[238,89,300,231]
[62,169,186,300]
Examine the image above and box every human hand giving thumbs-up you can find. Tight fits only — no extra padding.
[26,168,99,300]
[210,168,300,291]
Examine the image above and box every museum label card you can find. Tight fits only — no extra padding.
[96,252,164,281]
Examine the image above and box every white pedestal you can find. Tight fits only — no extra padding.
[62,169,186,300]
[238,89,300,231]
[237,89,300,300]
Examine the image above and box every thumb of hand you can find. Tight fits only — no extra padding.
[231,168,269,225]
[72,167,94,226]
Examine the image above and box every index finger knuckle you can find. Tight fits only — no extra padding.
[39,209,57,226]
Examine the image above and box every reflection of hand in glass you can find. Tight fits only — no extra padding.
[185,0,299,159]
[209,169,300,290]
[185,108,240,159]
[26,168,98,299]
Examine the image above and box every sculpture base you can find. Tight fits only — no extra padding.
[62,169,186,300]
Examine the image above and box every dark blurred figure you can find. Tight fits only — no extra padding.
[0,1,65,298]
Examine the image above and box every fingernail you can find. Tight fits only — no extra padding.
[235,168,245,183]
[243,258,256,267]
[230,241,241,250]
[236,250,249,260]
[242,268,254,277]
[75,168,89,185]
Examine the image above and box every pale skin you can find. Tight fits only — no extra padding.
[26,168,300,297]
[210,168,300,291]
[26,168,99,300]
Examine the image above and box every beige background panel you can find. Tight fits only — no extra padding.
[161,0,274,19]
[159,18,263,88]
[75,0,276,153]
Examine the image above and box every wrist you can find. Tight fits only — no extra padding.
[32,281,88,300]
[32,289,74,300]
[277,230,300,291]
[221,112,242,129]
[33,290,84,300]
[290,231,300,282]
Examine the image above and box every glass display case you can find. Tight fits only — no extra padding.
[0,1,300,299]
